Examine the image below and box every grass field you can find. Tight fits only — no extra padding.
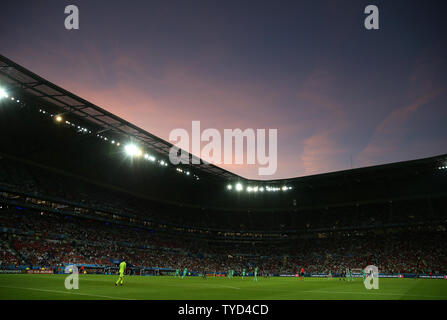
[0,274,446,300]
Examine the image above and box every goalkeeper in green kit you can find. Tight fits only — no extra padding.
[115,260,126,286]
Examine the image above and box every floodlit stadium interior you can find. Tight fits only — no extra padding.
[0,54,447,278]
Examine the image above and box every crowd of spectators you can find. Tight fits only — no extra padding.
[1,208,446,275]
[2,158,445,235]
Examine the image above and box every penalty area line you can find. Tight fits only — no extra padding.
[303,290,446,299]
[162,282,241,290]
[0,285,136,300]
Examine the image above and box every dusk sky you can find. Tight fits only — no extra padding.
[1,0,446,180]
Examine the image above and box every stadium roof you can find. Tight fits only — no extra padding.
[0,54,239,180]
[1,54,446,187]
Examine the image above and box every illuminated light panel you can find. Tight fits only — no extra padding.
[0,87,8,99]
[124,144,143,157]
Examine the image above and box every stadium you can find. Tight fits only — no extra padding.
[0,53,446,300]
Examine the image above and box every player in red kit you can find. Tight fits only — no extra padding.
[300,268,305,280]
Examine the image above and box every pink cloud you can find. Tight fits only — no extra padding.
[357,57,447,167]
[295,69,351,175]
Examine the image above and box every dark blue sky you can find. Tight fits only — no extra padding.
[1,0,446,179]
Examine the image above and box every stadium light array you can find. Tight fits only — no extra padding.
[227,183,292,193]
[12,93,200,182]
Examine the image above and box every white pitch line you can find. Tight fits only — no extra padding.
[302,290,447,299]
[161,282,241,290]
[214,284,241,290]
[0,285,136,300]
[71,276,242,290]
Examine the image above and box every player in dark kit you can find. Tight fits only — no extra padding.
[340,269,346,281]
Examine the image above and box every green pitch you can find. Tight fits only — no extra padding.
[0,274,446,300]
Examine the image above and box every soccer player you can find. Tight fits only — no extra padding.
[339,269,346,281]
[300,267,305,280]
[115,260,126,287]
[328,270,332,280]
[182,267,188,279]
[242,269,246,279]
[254,267,258,282]
[416,256,422,279]
[175,268,180,277]
[348,269,353,282]
[362,269,366,282]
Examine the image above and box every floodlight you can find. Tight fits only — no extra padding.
[235,183,243,191]
[0,87,8,99]
[227,184,232,190]
[124,144,142,157]
[55,115,63,122]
